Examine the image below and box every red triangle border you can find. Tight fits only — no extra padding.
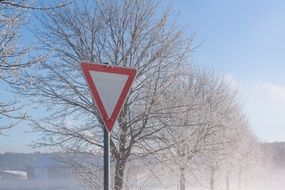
[80,61,137,133]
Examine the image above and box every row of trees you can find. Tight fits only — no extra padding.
[1,0,262,190]
[128,68,262,190]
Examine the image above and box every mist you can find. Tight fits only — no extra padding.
[1,142,285,190]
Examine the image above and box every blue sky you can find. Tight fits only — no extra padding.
[174,0,285,142]
[1,0,285,152]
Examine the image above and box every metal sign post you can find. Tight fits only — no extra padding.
[104,127,110,190]
[80,61,137,190]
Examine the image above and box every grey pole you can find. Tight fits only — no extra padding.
[104,127,110,190]
[102,62,110,190]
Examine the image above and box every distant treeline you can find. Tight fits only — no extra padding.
[1,142,285,171]
[0,152,50,171]
[263,142,285,169]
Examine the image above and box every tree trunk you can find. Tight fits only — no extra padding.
[245,172,248,190]
[210,168,215,190]
[238,169,242,190]
[114,158,127,190]
[226,171,230,190]
[179,166,186,190]
[113,116,132,190]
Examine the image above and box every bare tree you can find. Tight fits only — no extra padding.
[16,0,193,189]
[190,109,261,190]
[222,117,251,190]
[234,130,261,190]
[0,0,69,134]
[161,69,244,190]
[0,0,36,133]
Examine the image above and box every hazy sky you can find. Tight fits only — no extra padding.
[1,0,285,152]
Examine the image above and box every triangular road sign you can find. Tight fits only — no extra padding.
[80,61,137,133]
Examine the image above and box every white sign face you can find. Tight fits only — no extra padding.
[80,62,137,132]
[90,71,128,118]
